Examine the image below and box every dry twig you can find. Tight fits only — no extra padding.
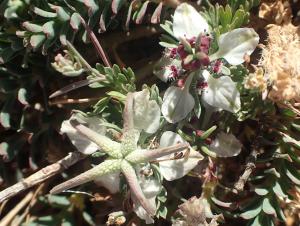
[0,152,84,203]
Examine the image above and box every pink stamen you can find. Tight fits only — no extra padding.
[167,65,179,81]
[213,60,222,73]
[169,48,177,58]
[199,35,211,54]
[197,81,208,89]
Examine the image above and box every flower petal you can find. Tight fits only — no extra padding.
[209,132,242,157]
[60,113,105,155]
[94,171,121,194]
[162,74,195,123]
[132,165,162,224]
[210,28,259,65]
[173,3,209,39]
[159,131,203,181]
[132,89,161,134]
[201,71,241,113]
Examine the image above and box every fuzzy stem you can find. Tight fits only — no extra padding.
[70,119,122,158]
[121,160,156,216]
[123,92,134,132]
[50,159,122,194]
[125,143,189,163]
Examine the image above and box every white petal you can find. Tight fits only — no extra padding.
[133,196,156,224]
[133,168,162,224]
[209,132,242,157]
[162,75,195,123]
[94,171,121,194]
[60,114,105,155]
[173,3,209,39]
[210,28,259,65]
[159,131,203,181]
[202,71,241,113]
[153,57,181,82]
[133,89,161,134]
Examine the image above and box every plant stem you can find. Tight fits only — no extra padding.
[79,15,112,67]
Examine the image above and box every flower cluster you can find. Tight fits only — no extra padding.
[155,3,259,123]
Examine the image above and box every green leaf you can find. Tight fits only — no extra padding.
[93,97,110,114]
[112,0,126,14]
[43,21,56,39]
[158,206,168,219]
[211,197,234,208]
[18,88,29,105]
[240,205,261,220]
[281,132,300,149]
[264,168,280,178]
[32,7,57,18]
[55,6,70,21]
[200,125,217,140]
[272,182,288,199]
[286,166,300,185]
[272,198,286,222]
[30,34,46,50]
[22,22,43,33]
[106,91,126,102]
[0,111,10,128]
[135,1,149,24]
[70,13,81,30]
[159,41,178,48]
[262,198,276,216]
[117,73,128,83]
[83,211,95,226]
[254,187,268,196]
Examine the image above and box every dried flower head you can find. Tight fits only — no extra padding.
[173,196,222,226]
[244,67,267,92]
[259,0,292,25]
[260,22,300,102]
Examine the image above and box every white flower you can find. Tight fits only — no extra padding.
[173,3,259,65]
[132,89,160,134]
[162,74,195,123]
[60,113,105,155]
[209,132,242,157]
[159,131,203,181]
[173,3,209,39]
[209,28,259,65]
[201,70,241,113]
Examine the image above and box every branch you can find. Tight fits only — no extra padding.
[233,148,258,193]
[0,152,84,203]
[0,192,34,226]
